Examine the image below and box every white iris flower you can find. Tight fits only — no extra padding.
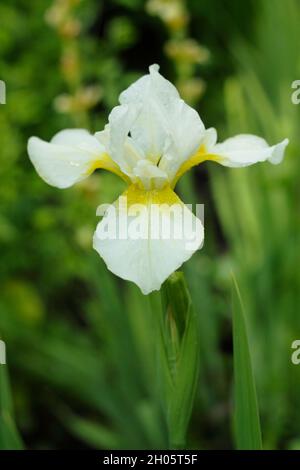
[28,64,288,294]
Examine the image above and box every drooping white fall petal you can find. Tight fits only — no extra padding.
[93,186,204,295]
[211,134,289,168]
[28,129,113,189]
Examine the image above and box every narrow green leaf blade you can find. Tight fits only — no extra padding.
[63,411,121,449]
[232,275,262,450]
[0,364,23,450]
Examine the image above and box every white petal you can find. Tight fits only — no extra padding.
[212,134,289,168]
[51,129,99,150]
[132,160,168,190]
[120,65,177,159]
[158,101,207,180]
[119,64,205,173]
[93,186,204,295]
[120,64,179,109]
[106,104,144,176]
[96,127,169,189]
[202,127,218,150]
[168,127,218,188]
[28,129,106,189]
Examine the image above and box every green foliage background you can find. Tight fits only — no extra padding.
[0,0,299,449]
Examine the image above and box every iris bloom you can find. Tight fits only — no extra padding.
[28,64,288,294]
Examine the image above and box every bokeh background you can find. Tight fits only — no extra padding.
[0,0,300,449]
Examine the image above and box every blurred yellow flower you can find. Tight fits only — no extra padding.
[54,86,102,114]
[177,77,206,105]
[165,39,210,65]
[146,0,189,31]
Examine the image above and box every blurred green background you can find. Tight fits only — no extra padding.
[0,0,299,449]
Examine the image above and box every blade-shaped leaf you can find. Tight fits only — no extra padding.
[232,274,262,450]
[0,362,23,450]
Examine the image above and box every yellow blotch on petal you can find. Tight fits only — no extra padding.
[124,183,181,207]
[87,152,130,183]
[171,145,220,188]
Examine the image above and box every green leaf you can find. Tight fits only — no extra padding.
[62,410,121,449]
[0,363,23,450]
[232,274,262,450]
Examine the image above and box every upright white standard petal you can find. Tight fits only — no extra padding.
[28,129,110,189]
[120,64,179,105]
[170,127,218,188]
[119,64,205,178]
[106,104,145,176]
[119,64,180,160]
[95,125,143,182]
[211,134,289,168]
[93,185,204,294]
